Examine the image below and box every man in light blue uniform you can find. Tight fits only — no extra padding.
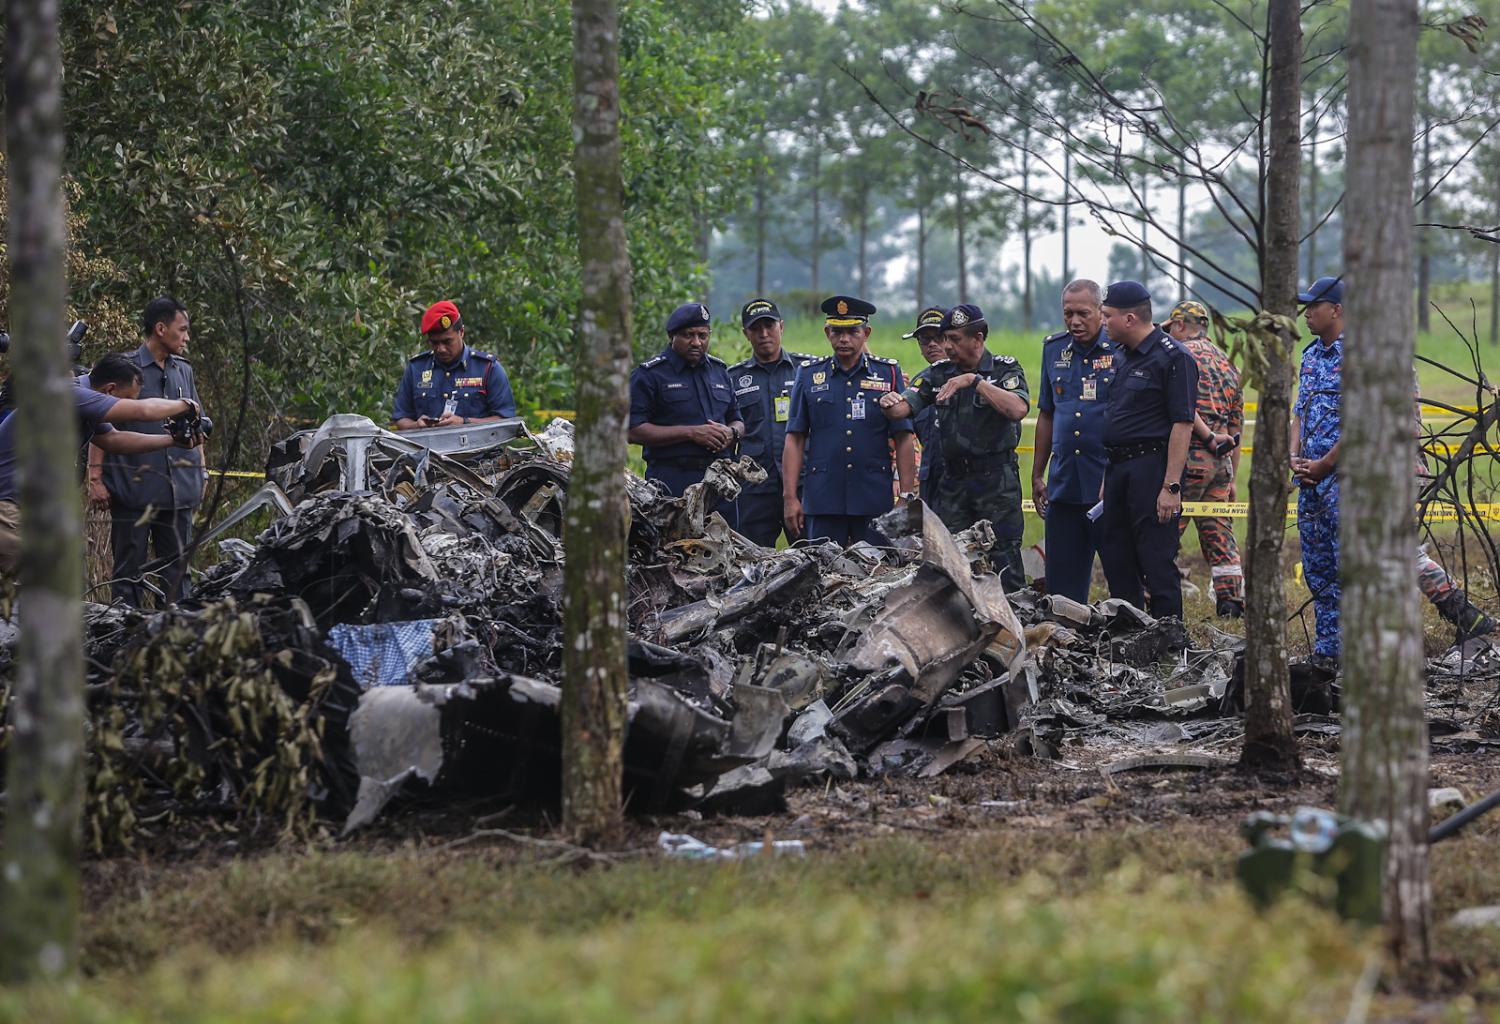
[1030,280,1116,603]
[782,295,915,547]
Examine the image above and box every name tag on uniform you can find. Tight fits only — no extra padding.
[1082,377,1097,401]
[735,385,760,395]
[810,383,830,393]
[859,378,891,391]
[850,397,867,420]
[664,382,686,390]
[774,395,790,422]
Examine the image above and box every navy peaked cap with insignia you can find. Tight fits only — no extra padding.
[1297,275,1344,305]
[821,295,877,326]
[940,303,986,332]
[902,306,946,338]
[1102,280,1152,308]
[740,298,782,327]
[665,302,711,336]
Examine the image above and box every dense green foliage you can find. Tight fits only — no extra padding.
[58,0,759,444]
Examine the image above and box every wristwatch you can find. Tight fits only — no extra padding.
[1165,482,1182,494]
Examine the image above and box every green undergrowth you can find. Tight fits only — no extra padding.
[10,858,1370,1023]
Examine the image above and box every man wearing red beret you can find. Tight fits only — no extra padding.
[393,300,517,430]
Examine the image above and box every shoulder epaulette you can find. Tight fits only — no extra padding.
[869,354,899,364]
[705,354,727,367]
[800,355,828,368]
[789,352,816,362]
[1044,330,1070,345]
[641,354,667,368]
[997,354,1019,364]
[929,357,954,368]
[408,350,434,363]
[470,350,496,362]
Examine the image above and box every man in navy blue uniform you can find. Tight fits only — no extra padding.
[783,295,915,547]
[629,302,746,500]
[727,298,812,546]
[1097,280,1198,620]
[393,300,517,429]
[1031,280,1115,603]
[902,306,947,505]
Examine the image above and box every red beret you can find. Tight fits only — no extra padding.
[421,300,461,335]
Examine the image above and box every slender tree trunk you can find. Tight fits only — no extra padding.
[955,166,968,303]
[1061,148,1072,282]
[754,125,767,296]
[1139,163,1150,282]
[0,0,84,983]
[916,204,926,310]
[1340,0,1430,963]
[1416,72,1432,332]
[1490,234,1499,347]
[1307,109,1320,281]
[562,0,631,846]
[1240,0,1301,770]
[1022,129,1033,330]
[810,149,821,297]
[1176,171,1187,294]
[857,187,868,298]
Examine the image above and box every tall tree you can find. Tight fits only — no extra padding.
[1239,0,1302,769]
[1338,0,1430,962]
[0,0,85,982]
[562,0,631,844]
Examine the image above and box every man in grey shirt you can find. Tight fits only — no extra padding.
[92,296,207,605]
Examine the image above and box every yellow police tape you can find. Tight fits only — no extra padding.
[1019,499,1500,521]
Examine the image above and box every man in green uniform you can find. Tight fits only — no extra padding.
[879,303,1030,587]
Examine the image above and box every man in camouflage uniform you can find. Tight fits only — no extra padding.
[1164,300,1245,618]
[880,303,1030,588]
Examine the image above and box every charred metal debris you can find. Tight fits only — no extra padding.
[0,415,1488,848]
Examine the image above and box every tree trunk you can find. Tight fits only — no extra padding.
[1339,0,1430,963]
[1416,72,1432,333]
[1240,0,1301,770]
[857,186,868,298]
[0,0,84,983]
[955,166,968,303]
[754,125,767,296]
[1022,130,1033,330]
[1139,163,1150,282]
[1490,235,1499,347]
[562,0,631,846]
[1061,148,1072,282]
[1176,170,1187,294]
[1307,109,1319,281]
[916,204,926,310]
[810,149,821,297]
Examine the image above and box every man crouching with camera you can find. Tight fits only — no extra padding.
[0,351,200,577]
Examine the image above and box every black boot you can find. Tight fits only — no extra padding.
[1215,598,1244,619]
[1435,589,1496,640]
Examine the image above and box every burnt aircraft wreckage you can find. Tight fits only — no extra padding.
[1,414,1494,846]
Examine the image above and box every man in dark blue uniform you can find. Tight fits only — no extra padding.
[783,295,915,547]
[881,303,1030,587]
[393,300,517,429]
[903,306,947,505]
[1030,280,1115,603]
[1097,280,1198,620]
[727,298,812,546]
[628,302,745,500]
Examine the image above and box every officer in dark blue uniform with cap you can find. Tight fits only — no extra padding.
[628,302,745,500]
[727,298,813,547]
[903,306,948,505]
[1097,280,1198,620]
[783,295,916,547]
[393,300,517,429]
[1031,279,1115,603]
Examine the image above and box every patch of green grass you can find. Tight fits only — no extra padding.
[10,850,1372,1023]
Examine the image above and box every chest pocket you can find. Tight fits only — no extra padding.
[1123,373,1154,391]
[660,386,702,423]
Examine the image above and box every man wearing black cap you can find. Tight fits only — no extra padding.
[880,303,1030,587]
[629,303,745,502]
[727,299,813,546]
[1097,280,1198,620]
[903,306,948,505]
[783,295,915,546]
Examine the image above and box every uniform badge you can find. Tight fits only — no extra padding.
[740,374,753,388]
[836,299,849,316]
[420,369,433,385]
[698,304,709,321]
[440,314,452,329]
[1002,375,1019,389]
[812,371,826,385]
[951,308,969,326]
[1060,348,1073,365]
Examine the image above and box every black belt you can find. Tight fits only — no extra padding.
[945,452,1016,476]
[1105,440,1166,463]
